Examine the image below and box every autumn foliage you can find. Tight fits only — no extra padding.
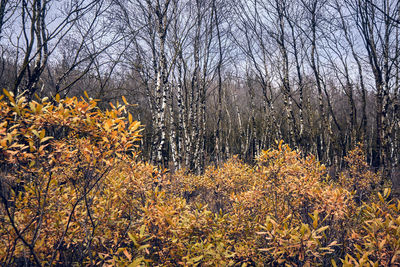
[0,92,399,266]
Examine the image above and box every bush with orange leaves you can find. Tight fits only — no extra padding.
[255,142,352,222]
[156,142,354,265]
[249,142,352,265]
[342,188,400,266]
[339,143,382,202]
[1,91,398,266]
[0,90,143,265]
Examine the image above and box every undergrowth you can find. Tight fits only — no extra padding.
[0,91,399,266]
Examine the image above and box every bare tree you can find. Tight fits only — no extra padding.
[349,0,399,169]
[0,1,107,100]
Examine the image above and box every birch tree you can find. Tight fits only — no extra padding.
[350,0,399,169]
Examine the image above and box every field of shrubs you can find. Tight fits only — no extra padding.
[0,91,399,266]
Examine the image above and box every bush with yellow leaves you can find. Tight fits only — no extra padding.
[341,188,400,266]
[339,143,382,203]
[0,90,142,265]
[1,91,398,266]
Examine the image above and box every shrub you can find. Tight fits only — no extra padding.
[254,141,353,264]
[342,189,400,266]
[339,143,382,203]
[0,91,142,265]
[1,91,396,266]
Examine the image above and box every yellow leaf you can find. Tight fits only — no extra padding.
[316,225,329,234]
[40,136,53,143]
[122,95,128,105]
[310,210,319,229]
[329,241,338,247]
[36,104,43,113]
[128,257,145,267]
[128,113,133,124]
[0,138,7,147]
[379,239,386,250]
[104,120,112,131]
[130,121,140,132]
[32,130,39,138]
[84,91,89,99]
[123,249,132,261]
[191,255,204,263]
[384,188,391,199]
[278,140,283,151]
[3,89,14,102]
[40,129,45,140]
[378,193,384,203]
[29,102,36,112]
